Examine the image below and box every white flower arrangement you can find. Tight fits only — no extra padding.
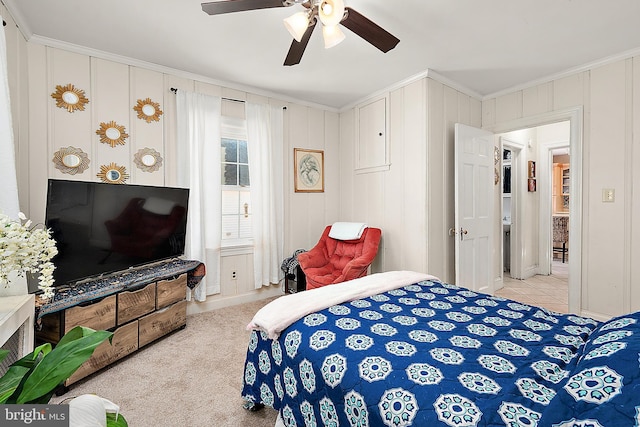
[0,212,58,300]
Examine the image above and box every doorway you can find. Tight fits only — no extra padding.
[550,147,570,273]
[495,118,576,313]
[500,137,525,280]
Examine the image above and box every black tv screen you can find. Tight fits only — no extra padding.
[40,179,189,291]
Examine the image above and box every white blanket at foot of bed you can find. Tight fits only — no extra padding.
[247,270,438,339]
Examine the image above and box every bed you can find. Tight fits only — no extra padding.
[241,271,640,426]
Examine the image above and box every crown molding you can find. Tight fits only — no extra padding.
[425,69,484,100]
[338,69,483,112]
[26,33,339,113]
[484,46,640,100]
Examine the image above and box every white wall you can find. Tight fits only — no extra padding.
[339,77,481,283]
[484,57,640,319]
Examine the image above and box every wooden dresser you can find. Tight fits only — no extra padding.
[37,273,188,386]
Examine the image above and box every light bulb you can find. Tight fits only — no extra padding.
[322,25,345,49]
[318,0,344,27]
[283,11,310,42]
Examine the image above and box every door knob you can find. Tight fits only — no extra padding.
[459,228,468,240]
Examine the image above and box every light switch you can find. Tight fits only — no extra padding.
[602,188,615,203]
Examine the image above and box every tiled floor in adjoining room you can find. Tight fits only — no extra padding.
[495,260,569,313]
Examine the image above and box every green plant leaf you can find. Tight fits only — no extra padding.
[56,325,98,347]
[12,343,51,368]
[106,412,128,427]
[0,365,30,403]
[0,349,9,364]
[0,343,50,403]
[16,327,112,404]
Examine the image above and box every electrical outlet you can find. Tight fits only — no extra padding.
[231,271,237,279]
[602,188,615,203]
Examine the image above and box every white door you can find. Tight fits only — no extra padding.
[454,124,494,294]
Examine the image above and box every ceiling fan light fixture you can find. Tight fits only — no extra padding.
[322,24,345,49]
[284,11,310,42]
[318,0,345,26]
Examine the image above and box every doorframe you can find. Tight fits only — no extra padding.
[487,107,583,314]
[500,137,525,280]
[538,138,570,276]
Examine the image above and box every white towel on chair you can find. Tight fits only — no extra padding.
[328,222,367,240]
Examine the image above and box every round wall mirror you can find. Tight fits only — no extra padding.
[105,127,121,140]
[134,98,163,123]
[96,121,128,147]
[62,153,81,168]
[142,104,156,117]
[51,83,89,113]
[62,91,80,105]
[134,147,163,172]
[97,162,128,184]
[107,170,121,181]
[142,154,156,166]
[52,146,90,175]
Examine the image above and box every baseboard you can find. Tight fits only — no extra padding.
[186,285,283,315]
[521,265,538,280]
[494,276,504,292]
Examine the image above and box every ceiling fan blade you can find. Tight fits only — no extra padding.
[202,0,286,15]
[340,7,400,53]
[284,21,317,66]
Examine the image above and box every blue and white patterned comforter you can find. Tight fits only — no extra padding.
[241,276,640,426]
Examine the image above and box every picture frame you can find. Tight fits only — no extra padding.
[528,160,536,178]
[528,178,537,192]
[294,148,324,193]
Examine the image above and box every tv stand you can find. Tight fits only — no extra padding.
[35,259,204,386]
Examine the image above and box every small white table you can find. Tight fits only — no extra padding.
[0,294,35,358]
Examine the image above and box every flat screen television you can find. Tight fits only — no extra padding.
[36,179,190,292]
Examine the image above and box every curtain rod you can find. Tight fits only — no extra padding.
[170,87,287,110]
[170,87,243,103]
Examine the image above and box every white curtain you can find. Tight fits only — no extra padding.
[246,102,284,289]
[176,91,222,301]
[0,16,19,220]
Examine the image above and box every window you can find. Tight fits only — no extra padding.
[221,117,251,247]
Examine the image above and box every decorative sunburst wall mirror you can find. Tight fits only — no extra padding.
[52,146,90,175]
[134,147,163,172]
[97,162,129,184]
[133,98,163,123]
[51,83,89,113]
[96,121,129,147]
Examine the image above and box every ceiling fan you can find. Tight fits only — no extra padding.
[201,0,400,66]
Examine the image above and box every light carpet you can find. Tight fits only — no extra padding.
[52,297,279,426]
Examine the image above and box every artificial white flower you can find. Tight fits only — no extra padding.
[0,212,58,300]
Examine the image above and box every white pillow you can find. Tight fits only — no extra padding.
[328,222,367,240]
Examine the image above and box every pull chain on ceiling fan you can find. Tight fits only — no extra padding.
[201,0,400,66]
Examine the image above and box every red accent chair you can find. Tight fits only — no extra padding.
[298,225,382,290]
